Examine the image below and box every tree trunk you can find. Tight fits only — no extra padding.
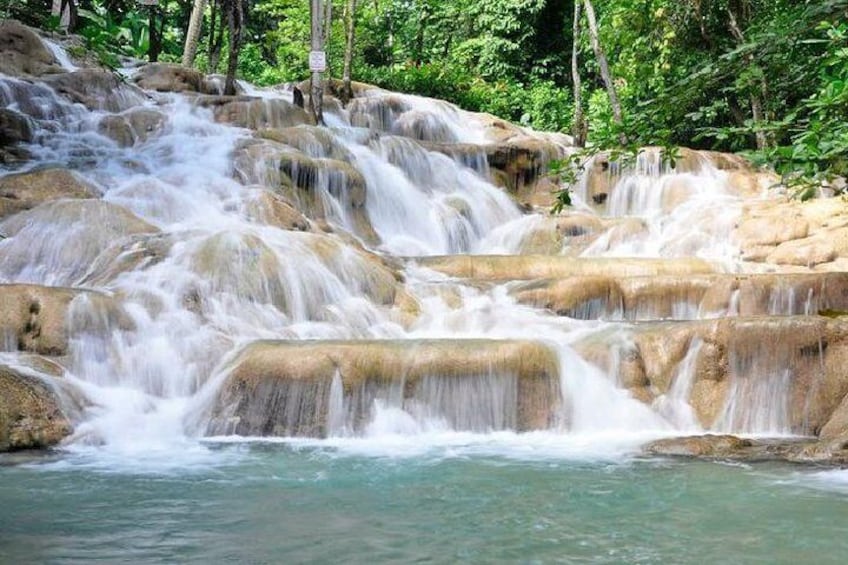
[310,0,325,125]
[571,0,587,147]
[182,0,208,67]
[323,0,333,48]
[209,0,225,73]
[414,4,429,66]
[148,6,163,62]
[582,0,627,145]
[341,0,357,105]
[224,0,243,96]
[726,6,769,150]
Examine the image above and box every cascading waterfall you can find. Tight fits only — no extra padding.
[0,37,822,463]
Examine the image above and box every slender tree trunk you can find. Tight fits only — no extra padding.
[310,0,325,124]
[182,0,208,67]
[414,4,429,66]
[571,0,587,147]
[582,0,627,145]
[148,6,163,62]
[224,0,243,96]
[726,6,769,150]
[323,0,333,47]
[209,0,225,72]
[341,0,357,105]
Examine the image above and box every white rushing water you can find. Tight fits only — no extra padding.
[0,39,812,465]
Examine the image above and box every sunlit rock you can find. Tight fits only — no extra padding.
[0,167,99,220]
[43,69,147,112]
[198,96,313,129]
[0,284,129,356]
[208,339,561,437]
[98,108,167,147]
[0,19,63,77]
[0,363,74,452]
[0,200,159,286]
[133,63,224,95]
[418,256,719,281]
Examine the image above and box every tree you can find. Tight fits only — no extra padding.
[182,0,208,67]
[309,0,325,124]
[341,0,358,105]
[582,0,626,144]
[571,0,586,147]
[224,0,243,95]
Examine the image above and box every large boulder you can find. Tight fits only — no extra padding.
[0,284,130,356]
[511,272,848,320]
[0,108,33,147]
[196,96,314,130]
[132,63,222,95]
[0,20,63,77]
[43,69,147,112]
[0,108,34,165]
[0,363,73,452]
[0,200,159,286]
[98,108,167,147]
[208,339,561,437]
[580,316,848,436]
[0,167,99,220]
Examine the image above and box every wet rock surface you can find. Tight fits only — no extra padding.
[0,364,72,452]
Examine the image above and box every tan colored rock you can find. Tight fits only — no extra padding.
[644,434,753,458]
[0,284,130,356]
[98,108,166,147]
[0,20,62,77]
[736,215,809,247]
[209,339,561,437]
[0,167,98,220]
[418,256,719,281]
[245,190,311,231]
[198,96,313,130]
[0,200,159,285]
[133,63,221,95]
[0,364,73,451]
[43,69,147,112]
[767,237,836,267]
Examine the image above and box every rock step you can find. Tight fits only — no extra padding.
[511,272,848,321]
[415,255,719,281]
[0,358,80,452]
[573,315,848,436]
[208,339,562,438]
[0,284,130,356]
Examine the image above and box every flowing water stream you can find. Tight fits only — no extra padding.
[1,41,846,562]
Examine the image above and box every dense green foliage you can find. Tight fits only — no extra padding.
[11,0,848,187]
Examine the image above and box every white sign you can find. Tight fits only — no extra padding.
[138,0,159,5]
[309,51,327,73]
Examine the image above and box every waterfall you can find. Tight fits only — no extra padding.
[0,35,824,461]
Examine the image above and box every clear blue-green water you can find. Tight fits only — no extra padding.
[2,440,847,564]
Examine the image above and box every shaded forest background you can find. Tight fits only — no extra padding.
[4,0,847,186]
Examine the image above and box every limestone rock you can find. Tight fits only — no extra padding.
[0,200,159,285]
[0,108,33,147]
[0,364,73,452]
[133,63,222,95]
[98,108,167,147]
[645,434,753,458]
[43,69,147,112]
[0,284,130,356]
[197,96,313,130]
[0,20,62,77]
[209,339,561,437]
[418,256,719,281]
[0,167,99,220]
[245,189,311,232]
